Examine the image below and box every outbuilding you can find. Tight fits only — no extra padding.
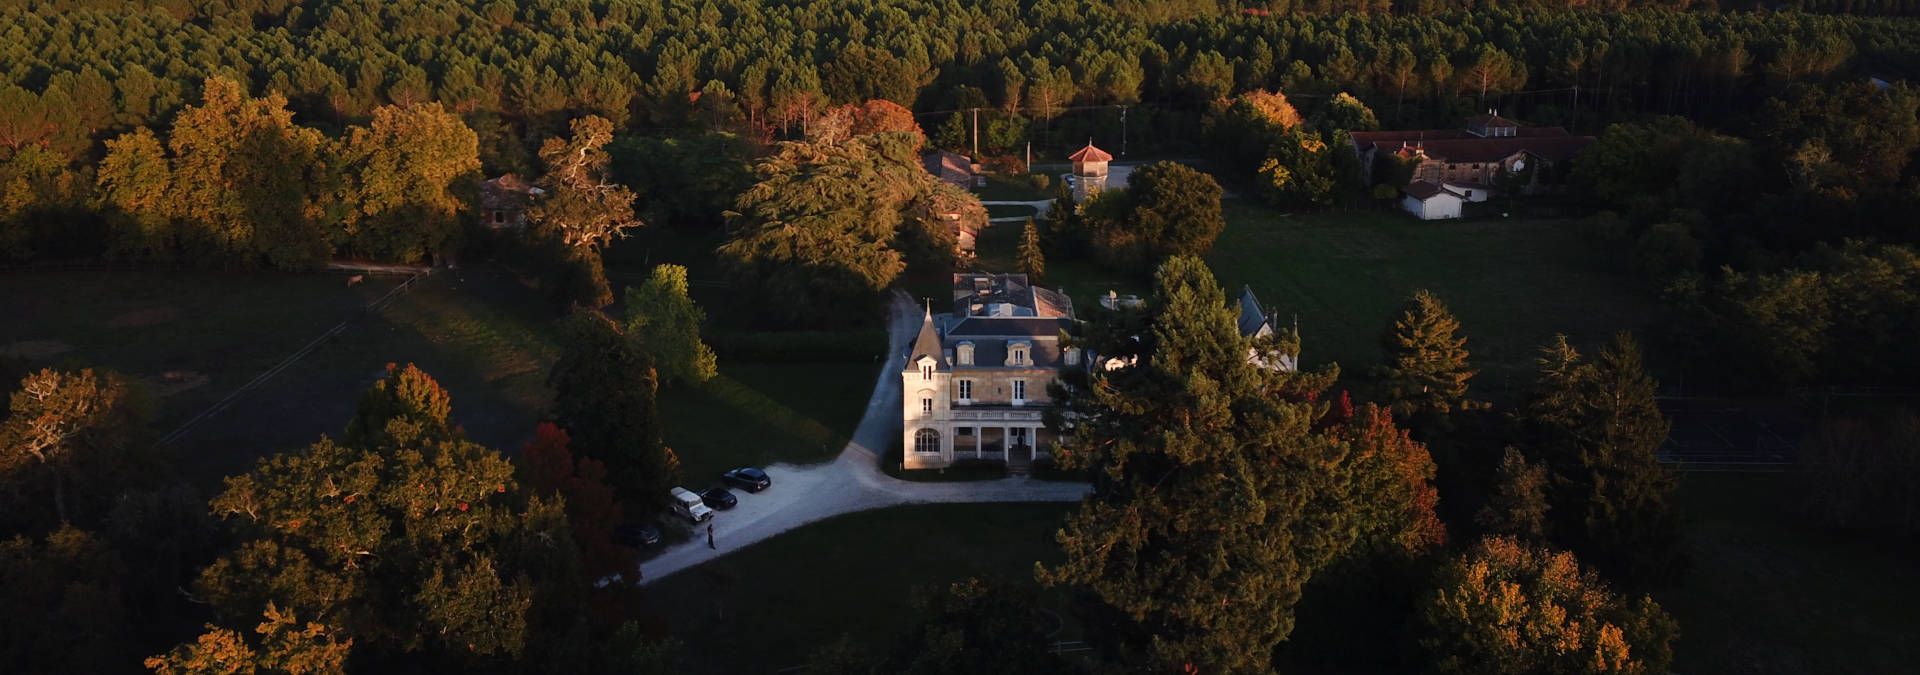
[1401,180,1464,220]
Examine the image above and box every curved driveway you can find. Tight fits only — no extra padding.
[640,292,1090,584]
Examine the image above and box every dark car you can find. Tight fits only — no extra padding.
[722,467,772,492]
[700,486,738,510]
[613,522,661,548]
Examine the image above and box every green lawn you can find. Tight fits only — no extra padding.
[975,174,1051,202]
[174,267,567,481]
[645,503,1074,673]
[0,261,879,487]
[1666,473,1920,673]
[1203,205,1659,401]
[661,360,877,485]
[0,270,401,430]
[986,204,1039,220]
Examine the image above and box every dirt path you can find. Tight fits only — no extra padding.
[639,291,1090,584]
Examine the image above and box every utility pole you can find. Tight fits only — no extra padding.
[970,107,979,158]
[1570,84,1579,133]
[1119,106,1128,157]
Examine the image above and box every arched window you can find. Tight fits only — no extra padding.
[914,428,941,454]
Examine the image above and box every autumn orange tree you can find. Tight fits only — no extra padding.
[183,364,605,670]
[1417,536,1677,675]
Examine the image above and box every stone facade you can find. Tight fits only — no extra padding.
[901,274,1078,470]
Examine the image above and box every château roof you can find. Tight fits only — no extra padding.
[1238,286,1273,338]
[1068,142,1112,164]
[908,308,945,369]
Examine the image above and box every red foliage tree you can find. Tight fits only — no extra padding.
[522,423,635,584]
[1340,404,1448,555]
[848,99,925,146]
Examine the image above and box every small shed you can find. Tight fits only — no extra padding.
[480,174,542,230]
[1401,181,1464,220]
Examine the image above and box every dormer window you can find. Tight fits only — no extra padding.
[1006,341,1030,367]
[957,342,974,366]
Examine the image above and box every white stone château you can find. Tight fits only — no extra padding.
[901,273,1079,470]
[898,275,1297,472]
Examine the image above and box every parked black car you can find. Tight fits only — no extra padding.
[613,522,661,547]
[722,467,772,492]
[700,486,738,510]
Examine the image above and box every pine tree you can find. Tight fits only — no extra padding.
[549,310,678,510]
[1039,256,1373,671]
[1521,333,1684,586]
[1376,289,1482,424]
[1016,218,1045,281]
[1476,447,1551,541]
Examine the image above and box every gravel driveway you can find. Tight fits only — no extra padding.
[639,292,1091,584]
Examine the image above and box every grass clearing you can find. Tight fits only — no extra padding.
[1203,205,1658,401]
[1666,473,1920,673]
[975,175,1051,202]
[0,269,400,429]
[645,502,1074,673]
[662,360,876,485]
[174,267,566,482]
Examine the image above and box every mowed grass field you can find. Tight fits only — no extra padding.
[1667,473,1920,673]
[645,502,1075,674]
[2,260,878,487]
[1204,205,1661,400]
[0,269,401,426]
[975,203,1658,403]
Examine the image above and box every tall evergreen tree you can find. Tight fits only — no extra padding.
[1476,447,1552,541]
[1040,256,1379,671]
[1376,289,1483,426]
[1016,218,1045,281]
[549,310,678,510]
[1521,334,1683,586]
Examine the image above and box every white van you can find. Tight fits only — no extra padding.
[670,487,714,524]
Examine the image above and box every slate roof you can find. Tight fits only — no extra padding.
[946,317,1075,338]
[951,273,1074,318]
[908,309,945,368]
[957,337,1066,370]
[1238,286,1272,338]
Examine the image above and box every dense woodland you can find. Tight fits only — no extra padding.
[3,1,1920,672]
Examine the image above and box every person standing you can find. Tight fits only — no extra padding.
[706,523,715,549]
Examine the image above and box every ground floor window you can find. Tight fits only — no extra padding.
[957,427,974,437]
[914,428,941,453]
